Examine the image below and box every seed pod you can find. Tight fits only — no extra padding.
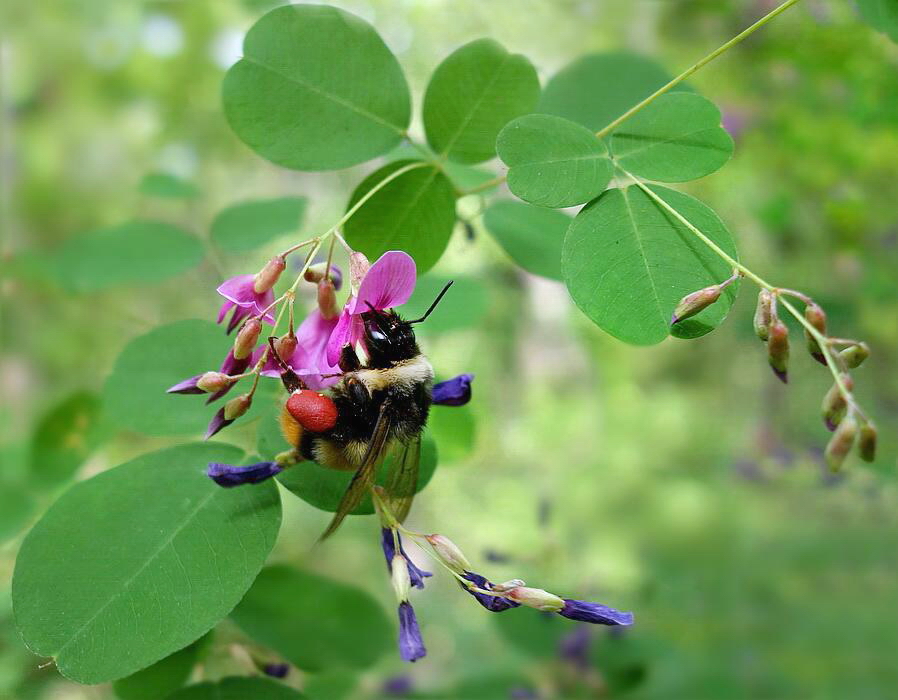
[253,256,286,294]
[317,279,340,320]
[821,375,854,431]
[753,290,774,341]
[670,285,722,325]
[803,303,827,365]
[767,319,790,383]
[425,534,471,574]
[224,393,253,421]
[858,422,877,463]
[196,371,234,393]
[840,342,870,369]
[824,412,857,472]
[505,586,566,612]
[233,318,262,360]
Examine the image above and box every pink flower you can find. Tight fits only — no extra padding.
[325,251,417,365]
[216,274,276,334]
[255,309,341,389]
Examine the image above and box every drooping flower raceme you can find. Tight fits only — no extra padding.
[216,255,284,334]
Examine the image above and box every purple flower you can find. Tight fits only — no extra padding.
[459,571,520,612]
[262,663,289,678]
[397,601,426,662]
[558,625,592,669]
[558,599,634,626]
[256,309,342,389]
[207,461,283,487]
[381,675,413,696]
[217,274,276,334]
[381,528,432,589]
[167,375,206,394]
[432,374,474,406]
[326,251,417,365]
[205,350,252,404]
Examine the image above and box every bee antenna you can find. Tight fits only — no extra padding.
[408,280,453,324]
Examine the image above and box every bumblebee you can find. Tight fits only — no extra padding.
[274,283,452,539]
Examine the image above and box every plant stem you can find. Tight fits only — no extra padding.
[459,174,507,196]
[595,0,804,139]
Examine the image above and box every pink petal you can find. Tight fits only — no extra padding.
[351,251,417,313]
[325,307,354,366]
[217,300,235,324]
[217,274,256,306]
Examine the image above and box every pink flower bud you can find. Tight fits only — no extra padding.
[391,553,411,603]
[803,303,827,365]
[233,318,262,360]
[821,375,853,431]
[858,422,877,463]
[253,256,286,294]
[753,290,774,341]
[505,586,566,612]
[275,333,298,364]
[196,371,234,393]
[824,412,857,472]
[670,285,722,325]
[767,319,790,383]
[425,534,470,573]
[317,279,340,320]
[349,252,370,294]
[224,393,252,421]
[840,342,869,369]
[304,262,329,284]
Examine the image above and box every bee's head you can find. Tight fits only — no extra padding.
[361,308,418,368]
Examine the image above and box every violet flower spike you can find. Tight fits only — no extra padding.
[432,374,474,406]
[216,274,276,334]
[397,601,426,662]
[459,571,520,612]
[206,349,251,404]
[381,528,432,589]
[207,461,283,487]
[558,599,634,626]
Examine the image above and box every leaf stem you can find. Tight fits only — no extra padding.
[595,0,804,139]
[459,174,507,196]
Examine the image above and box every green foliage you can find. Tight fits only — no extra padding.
[562,186,739,345]
[610,92,734,182]
[55,221,204,292]
[0,479,35,544]
[12,443,281,684]
[423,38,540,164]
[343,161,456,273]
[168,677,305,700]
[112,634,209,700]
[211,197,306,254]
[29,391,103,487]
[139,173,199,199]
[222,5,410,170]
[497,114,613,208]
[303,669,358,700]
[493,608,567,657]
[277,434,438,514]
[538,51,688,131]
[404,275,488,333]
[103,320,229,436]
[429,405,476,462]
[857,0,898,42]
[482,200,570,280]
[230,565,391,672]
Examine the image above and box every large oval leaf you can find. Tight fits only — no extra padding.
[112,633,209,700]
[29,391,103,488]
[562,185,739,345]
[403,275,489,334]
[343,161,456,273]
[857,0,898,42]
[423,38,540,164]
[211,197,307,254]
[55,220,204,292]
[497,114,613,207]
[610,92,733,182]
[482,200,570,280]
[139,173,199,199]
[230,565,391,672]
[168,677,305,700]
[223,5,409,171]
[13,443,281,684]
[538,52,689,132]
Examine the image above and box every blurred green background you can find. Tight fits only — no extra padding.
[2,1,898,698]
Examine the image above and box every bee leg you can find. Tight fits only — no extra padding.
[268,336,306,392]
[339,344,361,372]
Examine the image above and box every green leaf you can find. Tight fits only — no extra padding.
[610,92,733,182]
[562,185,739,345]
[429,405,475,462]
[168,677,305,700]
[303,669,358,700]
[857,0,898,42]
[497,114,613,207]
[493,607,568,657]
[0,478,35,544]
[139,173,199,199]
[423,38,540,164]
[211,197,307,254]
[482,200,570,280]
[230,565,391,672]
[403,275,489,334]
[29,391,103,488]
[55,220,204,292]
[103,320,231,436]
[276,433,438,514]
[112,633,209,700]
[538,51,689,132]
[13,443,281,684]
[343,161,456,273]
[222,5,410,171]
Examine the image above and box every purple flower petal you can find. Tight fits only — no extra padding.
[432,374,474,406]
[558,599,634,626]
[262,663,290,679]
[207,461,283,487]
[325,306,365,367]
[167,374,204,394]
[382,675,413,696]
[205,408,232,439]
[381,528,432,589]
[352,251,417,313]
[459,571,520,612]
[217,274,256,306]
[397,601,426,662]
[216,274,276,329]
[206,350,251,404]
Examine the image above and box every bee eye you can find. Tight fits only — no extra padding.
[369,328,387,342]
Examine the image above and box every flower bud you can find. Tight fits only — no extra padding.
[391,553,411,603]
[767,319,790,383]
[196,371,234,393]
[670,285,722,325]
[824,412,857,472]
[840,342,869,369]
[505,586,566,612]
[753,290,774,341]
[317,279,340,320]
[304,262,343,290]
[858,422,877,463]
[821,375,853,431]
[491,579,526,592]
[803,303,827,365]
[425,534,470,573]
[253,256,286,294]
[349,251,370,294]
[233,318,262,360]
[224,393,252,421]
[275,333,298,364]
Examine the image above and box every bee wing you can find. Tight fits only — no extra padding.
[383,435,421,524]
[318,400,392,541]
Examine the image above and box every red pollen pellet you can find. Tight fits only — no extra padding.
[286,390,338,432]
